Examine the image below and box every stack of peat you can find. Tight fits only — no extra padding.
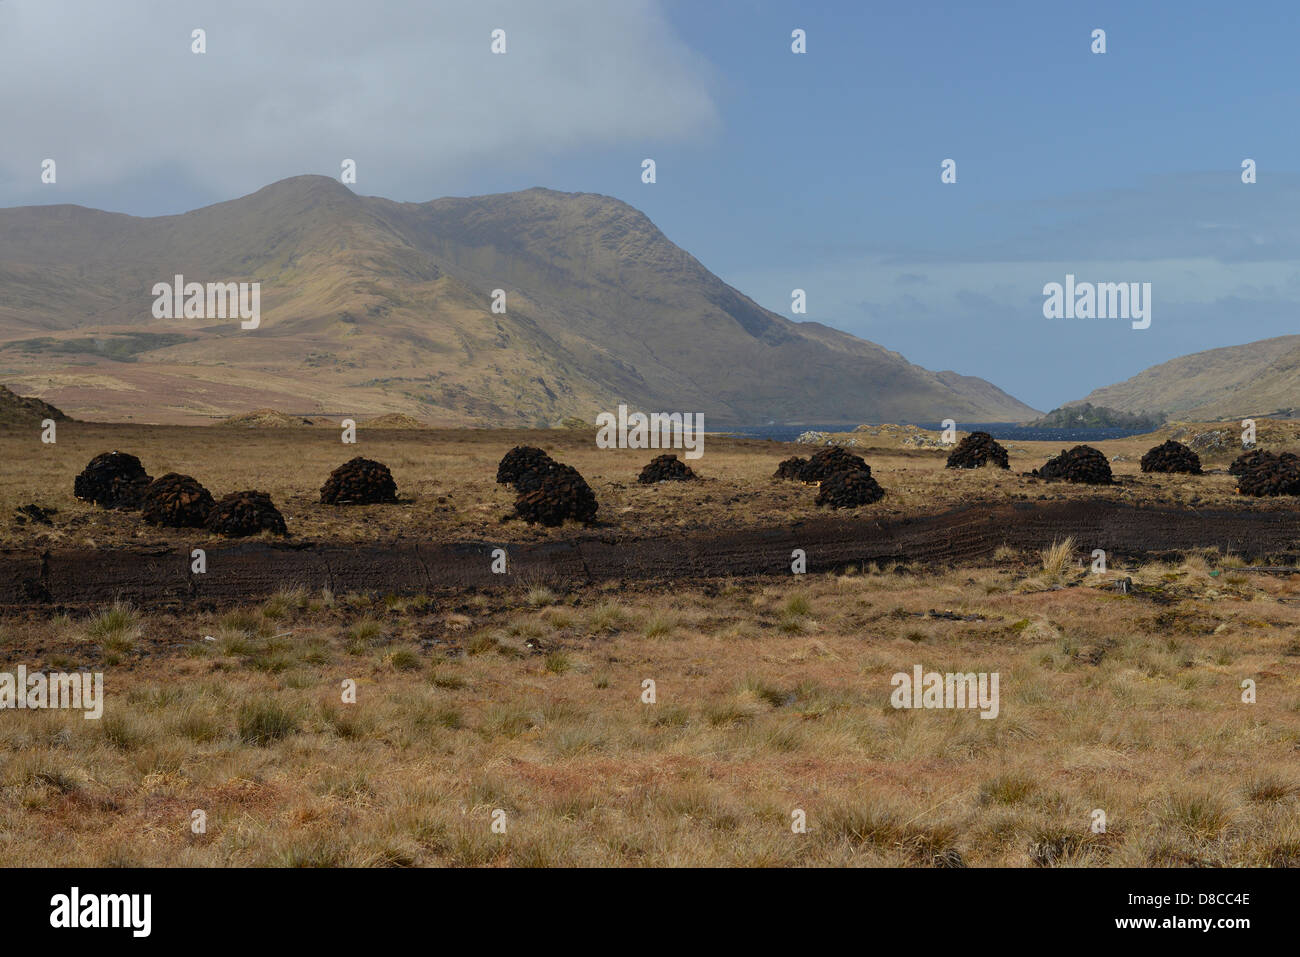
[1032,445,1114,485]
[320,456,398,504]
[140,473,216,528]
[1229,449,1294,476]
[771,446,885,508]
[497,447,598,526]
[773,456,808,480]
[815,467,885,508]
[945,431,1010,470]
[73,452,153,509]
[799,446,870,483]
[513,463,598,526]
[1235,451,1300,497]
[637,454,696,483]
[1139,440,1203,475]
[205,491,288,537]
[496,446,556,486]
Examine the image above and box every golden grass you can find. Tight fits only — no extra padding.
[2,560,1298,867]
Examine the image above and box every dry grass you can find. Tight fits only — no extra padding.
[1039,537,1077,581]
[2,557,1298,867]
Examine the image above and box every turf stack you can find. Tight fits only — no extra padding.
[140,473,215,528]
[205,491,288,536]
[637,454,697,483]
[800,446,870,483]
[73,452,153,509]
[320,457,398,504]
[1236,452,1300,497]
[1033,446,1114,485]
[496,446,555,486]
[514,464,598,526]
[774,456,808,480]
[945,431,1010,470]
[815,468,885,508]
[1139,440,1202,475]
[1229,449,1290,476]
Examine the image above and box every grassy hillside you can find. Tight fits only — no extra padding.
[1073,335,1300,421]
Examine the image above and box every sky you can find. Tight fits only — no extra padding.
[2,0,1298,412]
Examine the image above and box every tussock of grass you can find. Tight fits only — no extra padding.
[642,613,677,638]
[1159,790,1235,842]
[526,587,555,608]
[784,594,812,617]
[87,602,138,659]
[237,699,300,746]
[587,602,634,634]
[386,648,422,672]
[1039,537,1075,581]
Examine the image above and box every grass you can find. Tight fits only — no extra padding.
[2,555,1299,866]
[237,699,300,746]
[1039,537,1076,581]
[87,601,138,660]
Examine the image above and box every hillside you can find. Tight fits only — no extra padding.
[0,384,69,426]
[0,176,1038,426]
[1071,335,1300,422]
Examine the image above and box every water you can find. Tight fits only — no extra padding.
[722,422,1153,443]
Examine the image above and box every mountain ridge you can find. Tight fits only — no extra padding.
[0,175,1039,426]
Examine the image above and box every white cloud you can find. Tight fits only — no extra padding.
[0,0,717,204]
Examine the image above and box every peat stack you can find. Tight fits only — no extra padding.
[1140,440,1202,475]
[800,446,870,483]
[945,431,1010,470]
[1229,449,1285,476]
[815,468,885,508]
[496,446,555,486]
[320,456,398,504]
[774,456,808,480]
[205,491,288,537]
[141,473,216,528]
[1033,446,1113,485]
[73,451,153,509]
[638,454,696,484]
[514,464,598,526]
[1237,453,1300,497]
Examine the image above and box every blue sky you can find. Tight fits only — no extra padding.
[3,0,1297,412]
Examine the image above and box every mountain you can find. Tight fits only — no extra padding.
[1070,335,1300,422]
[0,175,1039,426]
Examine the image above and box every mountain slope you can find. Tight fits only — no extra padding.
[1071,335,1300,421]
[0,175,1038,425]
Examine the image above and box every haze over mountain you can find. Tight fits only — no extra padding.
[1070,335,1300,422]
[0,176,1038,426]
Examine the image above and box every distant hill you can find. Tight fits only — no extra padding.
[1070,335,1300,422]
[0,384,68,426]
[0,176,1038,426]
[1025,402,1164,431]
